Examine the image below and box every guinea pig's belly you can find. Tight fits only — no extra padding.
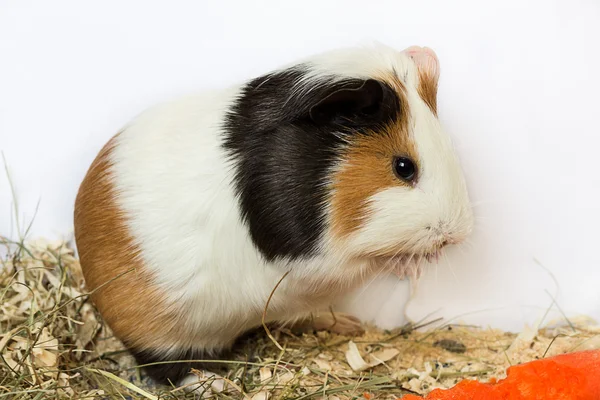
[158,260,360,347]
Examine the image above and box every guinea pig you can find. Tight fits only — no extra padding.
[74,43,473,390]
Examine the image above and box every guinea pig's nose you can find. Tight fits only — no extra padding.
[402,46,440,80]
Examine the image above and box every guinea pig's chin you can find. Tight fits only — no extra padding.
[366,248,444,280]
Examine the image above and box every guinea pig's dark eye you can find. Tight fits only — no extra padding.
[393,156,417,182]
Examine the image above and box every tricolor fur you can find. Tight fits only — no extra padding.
[74,43,473,385]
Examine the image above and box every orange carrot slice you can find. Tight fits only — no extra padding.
[401,349,600,400]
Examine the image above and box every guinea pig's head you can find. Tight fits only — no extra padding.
[224,44,473,274]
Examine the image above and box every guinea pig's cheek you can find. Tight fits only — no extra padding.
[328,126,419,239]
[340,187,429,256]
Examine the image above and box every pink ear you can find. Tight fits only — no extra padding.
[402,46,440,81]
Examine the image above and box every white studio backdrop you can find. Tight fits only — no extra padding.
[1,0,599,332]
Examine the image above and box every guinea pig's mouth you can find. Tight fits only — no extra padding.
[369,248,443,280]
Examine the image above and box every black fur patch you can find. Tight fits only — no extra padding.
[222,66,401,261]
[128,328,266,386]
[129,346,232,386]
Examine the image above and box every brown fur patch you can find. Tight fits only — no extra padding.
[74,136,180,350]
[417,69,439,116]
[329,75,419,238]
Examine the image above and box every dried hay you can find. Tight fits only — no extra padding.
[1,237,599,399]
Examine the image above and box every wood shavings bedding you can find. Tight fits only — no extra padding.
[1,238,598,399]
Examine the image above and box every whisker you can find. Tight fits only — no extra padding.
[435,253,439,284]
[350,248,403,303]
[470,199,501,207]
[443,251,459,285]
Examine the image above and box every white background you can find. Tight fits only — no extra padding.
[1,0,599,332]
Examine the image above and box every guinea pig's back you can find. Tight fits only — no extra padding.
[73,88,244,351]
